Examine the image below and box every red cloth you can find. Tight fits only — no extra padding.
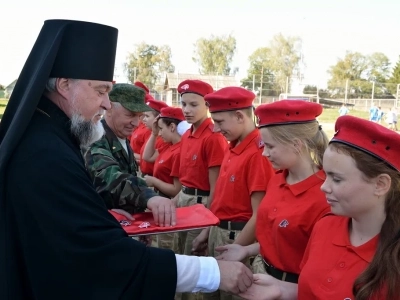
[109,204,220,236]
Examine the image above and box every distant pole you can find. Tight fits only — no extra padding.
[259,67,263,103]
[371,81,375,103]
[285,76,289,94]
[344,79,349,104]
[252,74,255,92]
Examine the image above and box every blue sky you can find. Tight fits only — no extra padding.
[1,0,399,88]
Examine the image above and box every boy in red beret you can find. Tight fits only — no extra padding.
[192,87,274,299]
[172,80,227,251]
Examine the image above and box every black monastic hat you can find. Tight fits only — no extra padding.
[0,19,118,167]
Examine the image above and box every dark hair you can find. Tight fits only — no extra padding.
[159,117,180,127]
[330,143,400,300]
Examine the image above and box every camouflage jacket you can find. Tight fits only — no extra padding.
[84,119,157,213]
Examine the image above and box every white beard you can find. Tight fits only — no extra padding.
[70,114,105,148]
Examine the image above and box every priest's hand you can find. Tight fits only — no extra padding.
[217,260,253,295]
[147,196,176,227]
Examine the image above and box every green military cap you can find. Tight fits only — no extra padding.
[109,83,151,112]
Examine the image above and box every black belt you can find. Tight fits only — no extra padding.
[181,185,210,197]
[262,258,299,283]
[218,220,247,231]
[154,188,170,198]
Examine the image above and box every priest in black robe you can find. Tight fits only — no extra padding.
[0,19,253,300]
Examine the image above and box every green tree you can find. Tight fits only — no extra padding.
[241,47,276,96]
[327,51,393,98]
[388,56,400,95]
[193,34,236,75]
[124,43,174,90]
[303,85,317,94]
[242,34,302,96]
[367,52,391,82]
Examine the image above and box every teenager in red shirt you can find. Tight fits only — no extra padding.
[192,87,274,300]
[143,107,190,198]
[140,96,169,177]
[239,115,400,300]
[216,100,330,284]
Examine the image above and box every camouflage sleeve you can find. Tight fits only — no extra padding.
[84,143,157,214]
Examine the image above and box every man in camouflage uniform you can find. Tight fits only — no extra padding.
[84,83,159,214]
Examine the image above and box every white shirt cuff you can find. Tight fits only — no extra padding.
[175,255,220,293]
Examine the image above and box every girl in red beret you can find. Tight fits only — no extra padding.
[239,115,400,300]
[216,100,330,286]
[143,107,190,250]
[139,96,170,177]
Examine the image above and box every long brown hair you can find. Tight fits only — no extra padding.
[330,143,400,300]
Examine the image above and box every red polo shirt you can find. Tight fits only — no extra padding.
[140,136,170,176]
[210,129,274,221]
[129,123,151,154]
[153,141,181,184]
[172,118,227,191]
[298,216,382,299]
[256,169,330,274]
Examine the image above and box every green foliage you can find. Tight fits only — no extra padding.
[327,51,392,98]
[303,85,317,94]
[193,34,236,75]
[388,56,400,95]
[124,43,174,90]
[242,34,302,96]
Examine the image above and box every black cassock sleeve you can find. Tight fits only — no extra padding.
[6,130,177,300]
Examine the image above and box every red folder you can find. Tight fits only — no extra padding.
[109,204,220,236]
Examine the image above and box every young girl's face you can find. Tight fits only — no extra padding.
[158,119,174,143]
[321,145,381,218]
[142,111,157,129]
[260,128,298,170]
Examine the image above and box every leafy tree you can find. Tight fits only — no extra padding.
[303,85,317,94]
[124,43,174,90]
[0,84,4,90]
[193,34,236,75]
[388,56,400,95]
[242,34,302,96]
[327,51,392,98]
[241,47,276,96]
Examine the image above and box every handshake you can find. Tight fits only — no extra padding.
[217,259,253,295]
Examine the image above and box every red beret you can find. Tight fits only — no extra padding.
[204,87,255,113]
[145,93,155,101]
[146,98,169,112]
[160,107,185,121]
[255,100,323,127]
[177,80,214,97]
[332,115,400,171]
[134,81,150,94]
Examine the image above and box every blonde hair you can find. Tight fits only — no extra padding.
[265,121,328,168]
